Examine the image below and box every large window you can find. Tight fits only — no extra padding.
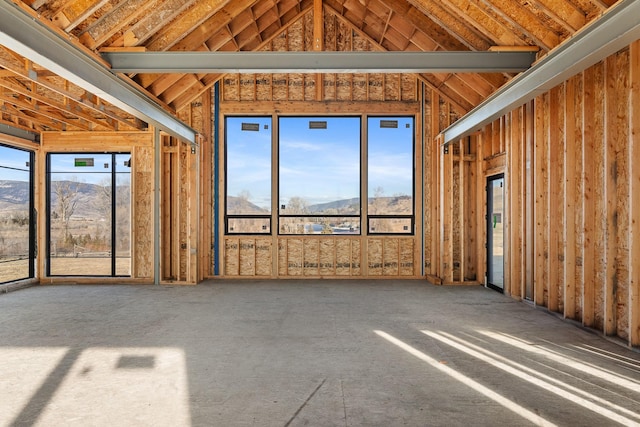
[47,153,131,276]
[367,117,414,234]
[225,117,272,234]
[223,115,415,236]
[279,117,361,234]
[0,144,34,283]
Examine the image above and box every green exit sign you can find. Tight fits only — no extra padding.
[74,158,94,167]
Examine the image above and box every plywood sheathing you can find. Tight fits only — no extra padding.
[132,145,154,279]
[221,10,418,104]
[224,235,415,278]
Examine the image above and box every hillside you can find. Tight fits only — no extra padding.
[0,180,130,218]
[227,196,268,214]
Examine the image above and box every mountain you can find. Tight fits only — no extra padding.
[0,180,29,211]
[227,196,268,214]
[0,180,130,219]
[308,195,412,215]
[307,197,360,214]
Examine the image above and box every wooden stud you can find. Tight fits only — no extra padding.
[508,107,522,298]
[440,138,453,282]
[582,65,598,326]
[534,94,548,306]
[604,55,618,336]
[564,74,579,320]
[615,49,631,340]
[547,85,563,313]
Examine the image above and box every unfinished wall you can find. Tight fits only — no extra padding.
[423,90,478,285]
[466,41,640,346]
[221,9,418,104]
[217,10,423,279]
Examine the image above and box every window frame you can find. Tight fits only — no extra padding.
[224,115,273,235]
[0,143,35,283]
[222,113,416,237]
[277,115,362,236]
[366,116,416,235]
[45,152,131,277]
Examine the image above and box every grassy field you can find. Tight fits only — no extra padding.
[0,258,131,283]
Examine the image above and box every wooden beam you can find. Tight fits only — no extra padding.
[476,0,559,50]
[442,0,527,48]
[78,0,157,49]
[114,0,197,47]
[525,0,585,34]
[145,0,232,52]
[314,0,324,101]
[407,0,493,51]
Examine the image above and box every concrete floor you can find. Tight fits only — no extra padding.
[1,280,639,427]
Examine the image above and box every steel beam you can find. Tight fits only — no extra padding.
[102,51,537,74]
[441,0,640,144]
[0,1,196,143]
[0,123,39,143]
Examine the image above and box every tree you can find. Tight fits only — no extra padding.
[285,196,309,214]
[53,179,79,243]
[370,186,385,215]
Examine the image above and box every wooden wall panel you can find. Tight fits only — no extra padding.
[227,235,416,278]
[239,238,257,276]
[132,145,154,279]
[368,238,383,276]
[225,238,240,276]
[476,44,639,347]
[383,238,399,276]
[255,239,272,276]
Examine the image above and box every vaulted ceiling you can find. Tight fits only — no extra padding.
[0,0,617,134]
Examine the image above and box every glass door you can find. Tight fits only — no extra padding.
[0,144,34,283]
[487,175,504,292]
[47,153,131,276]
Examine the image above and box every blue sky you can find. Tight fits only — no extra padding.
[226,116,414,209]
[0,145,31,181]
[0,148,131,184]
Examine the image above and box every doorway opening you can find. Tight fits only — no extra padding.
[486,174,504,292]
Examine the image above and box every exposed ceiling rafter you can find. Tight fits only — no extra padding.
[441,0,640,144]
[0,1,196,143]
